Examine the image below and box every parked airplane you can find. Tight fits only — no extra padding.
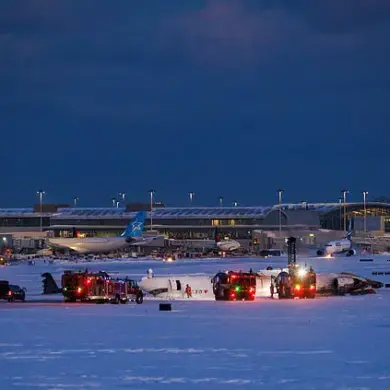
[49,211,160,254]
[316,232,356,257]
[215,229,241,252]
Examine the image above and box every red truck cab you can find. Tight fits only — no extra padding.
[213,271,256,301]
[61,270,143,304]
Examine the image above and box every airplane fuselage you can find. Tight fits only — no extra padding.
[139,272,277,300]
[139,270,380,300]
[49,237,130,254]
[139,275,215,300]
[216,239,241,252]
[324,239,352,255]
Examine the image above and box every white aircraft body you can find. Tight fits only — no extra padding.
[49,212,159,254]
[216,239,241,252]
[139,268,380,300]
[214,228,241,252]
[139,269,284,300]
[140,274,215,300]
[317,232,356,257]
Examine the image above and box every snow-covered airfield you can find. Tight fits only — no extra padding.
[1,254,390,389]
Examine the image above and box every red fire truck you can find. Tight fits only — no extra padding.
[61,270,144,304]
[275,265,316,299]
[213,271,256,301]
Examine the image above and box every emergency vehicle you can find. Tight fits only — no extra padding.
[275,265,316,299]
[61,270,144,304]
[0,280,26,302]
[212,271,256,301]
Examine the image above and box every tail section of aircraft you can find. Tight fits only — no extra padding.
[41,272,61,294]
[121,211,145,238]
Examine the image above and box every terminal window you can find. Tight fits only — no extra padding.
[385,218,390,233]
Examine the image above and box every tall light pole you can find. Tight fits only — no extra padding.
[37,189,45,232]
[121,192,126,202]
[363,191,368,233]
[189,192,195,205]
[116,200,120,208]
[341,189,349,232]
[233,201,238,207]
[149,189,155,231]
[218,196,223,207]
[73,196,78,207]
[112,198,116,207]
[338,197,343,230]
[278,189,284,236]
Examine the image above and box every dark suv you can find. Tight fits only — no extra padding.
[0,280,26,302]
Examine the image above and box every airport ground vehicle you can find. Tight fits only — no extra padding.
[275,265,316,299]
[272,236,316,299]
[0,280,26,302]
[213,271,256,301]
[61,270,144,304]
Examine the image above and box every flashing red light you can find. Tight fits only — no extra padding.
[309,285,316,291]
[7,290,12,296]
[77,287,82,294]
[86,278,91,285]
[294,284,301,291]
[249,287,254,293]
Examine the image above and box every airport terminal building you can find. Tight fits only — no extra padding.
[1,201,390,252]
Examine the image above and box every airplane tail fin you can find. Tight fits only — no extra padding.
[41,272,61,294]
[121,211,145,238]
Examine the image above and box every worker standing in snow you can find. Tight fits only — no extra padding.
[185,284,192,298]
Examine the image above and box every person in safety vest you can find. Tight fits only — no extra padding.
[185,284,192,298]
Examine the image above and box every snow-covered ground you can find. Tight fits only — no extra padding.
[1,255,390,389]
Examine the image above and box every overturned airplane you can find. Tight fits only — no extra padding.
[139,268,383,300]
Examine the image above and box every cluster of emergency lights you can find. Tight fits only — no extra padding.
[231,286,255,299]
[294,284,315,291]
[234,286,255,293]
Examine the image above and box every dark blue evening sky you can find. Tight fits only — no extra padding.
[1,0,389,207]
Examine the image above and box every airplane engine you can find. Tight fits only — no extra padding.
[333,277,356,295]
[346,249,356,256]
[316,249,324,256]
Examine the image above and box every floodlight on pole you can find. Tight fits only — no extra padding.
[37,189,45,232]
[363,191,368,233]
[341,190,349,232]
[338,197,343,230]
[149,190,155,231]
[278,189,284,236]
[189,192,195,204]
